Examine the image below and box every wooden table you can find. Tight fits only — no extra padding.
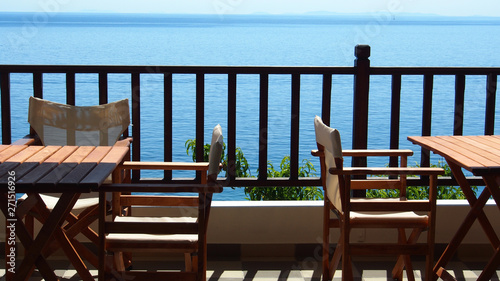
[0,144,129,281]
[408,135,500,281]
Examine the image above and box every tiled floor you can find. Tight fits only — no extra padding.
[1,257,498,280]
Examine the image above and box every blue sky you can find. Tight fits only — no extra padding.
[1,0,499,17]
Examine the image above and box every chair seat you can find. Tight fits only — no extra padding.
[350,211,429,227]
[114,216,197,223]
[20,193,99,210]
[106,233,198,244]
[106,216,199,250]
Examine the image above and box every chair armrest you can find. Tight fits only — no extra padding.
[311,150,323,157]
[330,167,444,176]
[114,138,133,147]
[12,134,39,145]
[311,149,413,157]
[120,161,210,171]
[12,138,36,145]
[101,183,223,193]
[342,149,413,157]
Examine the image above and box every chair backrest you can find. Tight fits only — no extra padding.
[208,124,224,179]
[314,116,343,212]
[28,97,130,146]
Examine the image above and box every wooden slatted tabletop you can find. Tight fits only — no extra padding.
[0,145,129,193]
[407,135,500,175]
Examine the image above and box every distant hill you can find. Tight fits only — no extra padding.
[0,11,498,26]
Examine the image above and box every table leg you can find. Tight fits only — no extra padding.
[1,193,59,281]
[433,189,491,276]
[14,192,79,281]
[31,194,95,281]
[449,163,500,247]
[433,162,498,279]
[476,175,500,281]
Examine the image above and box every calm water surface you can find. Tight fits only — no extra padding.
[1,13,499,200]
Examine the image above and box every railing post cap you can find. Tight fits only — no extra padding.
[355,45,371,59]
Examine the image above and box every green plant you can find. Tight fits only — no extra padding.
[244,156,323,201]
[185,138,251,178]
[366,161,478,200]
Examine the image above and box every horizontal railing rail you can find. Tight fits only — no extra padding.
[0,45,498,190]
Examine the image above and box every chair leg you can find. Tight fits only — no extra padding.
[185,253,193,272]
[329,237,343,281]
[403,255,415,281]
[393,228,422,281]
[323,200,332,280]
[437,267,457,281]
[342,255,353,281]
[122,252,132,269]
[323,226,330,280]
[114,252,126,272]
[393,228,413,281]
[192,254,199,273]
[341,227,352,281]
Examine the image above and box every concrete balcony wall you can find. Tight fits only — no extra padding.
[206,200,499,245]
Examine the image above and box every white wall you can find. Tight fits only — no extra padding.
[207,200,500,245]
[2,200,498,248]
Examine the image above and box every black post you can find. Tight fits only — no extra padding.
[485,73,497,135]
[1,72,11,144]
[352,45,371,197]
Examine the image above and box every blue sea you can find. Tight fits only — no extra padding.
[1,12,499,200]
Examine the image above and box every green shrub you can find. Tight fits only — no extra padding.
[244,156,323,201]
[185,139,321,200]
[185,138,251,178]
[366,161,478,200]
[186,139,471,201]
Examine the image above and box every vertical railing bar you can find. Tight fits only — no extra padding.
[454,74,466,136]
[420,74,434,168]
[164,72,173,180]
[321,74,332,126]
[195,73,205,182]
[33,72,43,99]
[99,72,108,105]
[131,72,141,181]
[227,73,237,182]
[485,74,497,135]
[32,72,43,137]
[65,72,76,144]
[1,72,11,144]
[290,73,300,181]
[259,73,269,181]
[389,74,402,168]
[66,72,76,106]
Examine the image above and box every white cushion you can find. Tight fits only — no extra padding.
[107,216,199,244]
[20,193,99,210]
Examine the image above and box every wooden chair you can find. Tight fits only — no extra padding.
[17,96,130,271]
[312,116,444,281]
[99,124,224,281]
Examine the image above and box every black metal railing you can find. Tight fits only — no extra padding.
[1,45,499,188]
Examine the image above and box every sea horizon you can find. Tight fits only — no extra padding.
[1,11,500,25]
